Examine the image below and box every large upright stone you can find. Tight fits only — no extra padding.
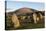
[12,14,20,28]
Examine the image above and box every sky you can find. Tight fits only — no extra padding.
[6,1,44,12]
[6,0,44,2]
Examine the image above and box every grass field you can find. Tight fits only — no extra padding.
[5,13,45,30]
[5,19,45,30]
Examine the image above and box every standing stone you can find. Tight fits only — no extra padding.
[12,14,20,28]
[33,13,37,24]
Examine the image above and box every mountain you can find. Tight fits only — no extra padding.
[6,7,44,16]
[13,7,38,15]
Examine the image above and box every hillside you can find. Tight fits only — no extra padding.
[5,7,45,30]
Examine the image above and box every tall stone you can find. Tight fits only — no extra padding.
[12,14,20,28]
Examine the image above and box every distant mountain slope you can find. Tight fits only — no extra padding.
[13,7,38,15]
[6,7,44,15]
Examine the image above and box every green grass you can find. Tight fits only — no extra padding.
[5,15,45,30]
[15,23,44,30]
[5,22,44,30]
